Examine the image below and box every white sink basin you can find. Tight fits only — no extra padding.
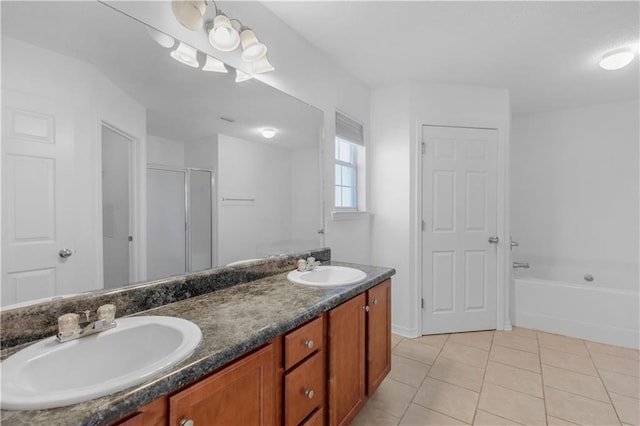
[287,265,367,287]
[1,316,202,410]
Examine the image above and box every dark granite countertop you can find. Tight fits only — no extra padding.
[0,261,394,426]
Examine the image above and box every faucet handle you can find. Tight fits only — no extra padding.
[58,313,80,338]
[97,304,116,323]
[297,259,307,271]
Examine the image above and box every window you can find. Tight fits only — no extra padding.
[335,112,364,210]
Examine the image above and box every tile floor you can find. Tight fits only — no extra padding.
[352,327,640,426]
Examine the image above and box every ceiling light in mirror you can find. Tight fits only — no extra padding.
[599,47,635,70]
[262,128,276,139]
[146,27,175,49]
[171,0,206,31]
[208,13,240,51]
[240,29,267,62]
[252,55,275,74]
[171,42,199,68]
[203,55,228,73]
[235,69,253,82]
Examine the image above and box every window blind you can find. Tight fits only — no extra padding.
[335,111,364,146]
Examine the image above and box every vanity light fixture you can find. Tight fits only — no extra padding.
[171,0,206,31]
[146,26,175,49]
[239,28,267,62]
[170,42,200,68]
[262,128,276,139]
[252,55,275,74]
[235,69,253,83]
[202,55,228,73]
[207,13,240,52]
[599,47,635,70]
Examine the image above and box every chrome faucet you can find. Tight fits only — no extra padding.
[56,304,117,343]
[297,257,321,272]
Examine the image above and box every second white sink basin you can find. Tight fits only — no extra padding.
[287,265,367,287]
[1,316,202,410]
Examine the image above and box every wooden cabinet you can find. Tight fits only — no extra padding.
[169,343,275,426]
[112,279,391,426]
[328,280,392,425]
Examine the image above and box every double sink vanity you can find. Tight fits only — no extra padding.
[0,249,395,426]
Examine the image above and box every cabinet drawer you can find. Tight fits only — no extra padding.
[284,316,323,370]
[285,352,324,426]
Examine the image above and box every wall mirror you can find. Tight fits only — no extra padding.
[1,1,324,308]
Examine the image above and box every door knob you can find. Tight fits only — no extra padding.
[59,249,73,258]
[488,237,499,244]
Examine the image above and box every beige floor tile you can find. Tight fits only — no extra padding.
[484,361,543,397]
[544,386,620,425]
[600,369,640,399]
[546,416,579,425]
[477,382,546,425]
[428,356,485,392]
[542,364,609,402]
[540,346,598,376]
[537,332,589,356]
[610,392,640,426]
[510,326,539,339]
[448,331,493,351]
[493,332,539,354]
[394,339,441,365]
[414,333,450,349]
[592,352,640,377]
[351,399,401,426]
[392,333,405,349]
[389,354,430,388]
[489,345,541,373]
[399,403,468,426]
[368,377,417,419]
[413,377,479,424]
[474,409,524,425]
[586,341,640,361]
[439,341,489,368]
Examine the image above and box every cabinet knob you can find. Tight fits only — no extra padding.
[372,299,378,305]
[305,389,314,399]
[180,419,194,426]
[304,339,314,349]
[363,305,370,312]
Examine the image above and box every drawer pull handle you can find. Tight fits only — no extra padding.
[180,419,194,426]
[305,389,314,399]
[363,305,370,312]
[305,339,314,349]
[373,299,378,305]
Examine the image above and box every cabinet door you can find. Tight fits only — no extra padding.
[328,293,366,426]
[367,279,392,395]
[169,344,274,426]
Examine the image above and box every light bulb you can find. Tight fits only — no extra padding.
[240,29,267,62]
[599,47,635,70]
[262,129,276,139]
[209,14,240,52]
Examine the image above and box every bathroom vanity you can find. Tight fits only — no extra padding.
[0,250,394,426]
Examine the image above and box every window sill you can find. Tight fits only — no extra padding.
[331,211,373,221]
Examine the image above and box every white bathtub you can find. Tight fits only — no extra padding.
[514,275,639,349]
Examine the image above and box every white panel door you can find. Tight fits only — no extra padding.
[422,126,498,333]
[2,90,75,306]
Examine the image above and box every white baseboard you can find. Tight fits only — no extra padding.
[392,324,420,338]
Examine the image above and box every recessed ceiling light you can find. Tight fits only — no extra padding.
[262,128,276,139]
[599,47,635,71]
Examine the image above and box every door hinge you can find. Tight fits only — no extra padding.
[421,220,425,232]
[421,142,426,155]
[421,298,424,309]
[128,236,133,242]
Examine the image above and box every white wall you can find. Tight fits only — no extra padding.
[511,100,640,290]
[3,37,146,293]
[371,82,511,336]
[147,135,185,167]
[104,1,373,264]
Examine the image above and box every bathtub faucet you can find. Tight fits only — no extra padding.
[512,262,530,269]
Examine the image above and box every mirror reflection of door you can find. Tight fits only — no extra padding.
[101,125,134,289]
